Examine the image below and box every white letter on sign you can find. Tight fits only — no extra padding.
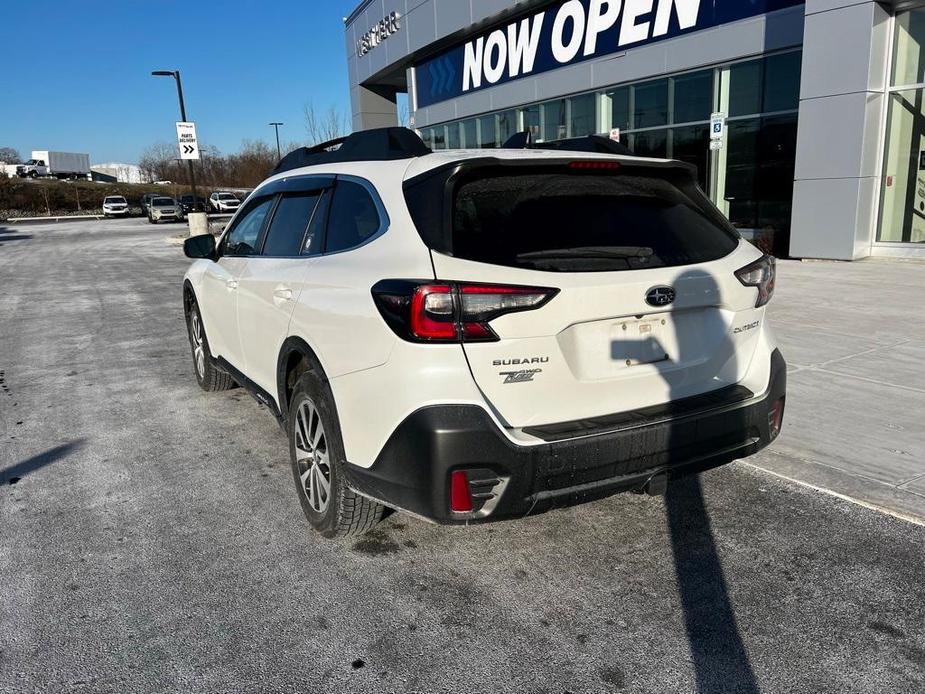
[585,0,622,56]
[552,0,586,64]
[653,0,701,37]
[463,37,484,91]
[508,12,545,78]
[619,0,654,46]
[483,29,508,84]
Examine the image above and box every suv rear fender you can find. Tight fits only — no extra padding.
[328,337,492,469]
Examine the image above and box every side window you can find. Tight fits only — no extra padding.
[222,198,273,257]
[324,181,382,254]
[261,192,322,257]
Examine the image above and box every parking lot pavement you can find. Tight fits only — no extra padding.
[758,258,925,523]
[1,219,923,694]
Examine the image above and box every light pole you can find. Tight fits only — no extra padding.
[269,122,284,160]
[152,70,200,210]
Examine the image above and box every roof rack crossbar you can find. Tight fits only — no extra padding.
[272,127,432,175]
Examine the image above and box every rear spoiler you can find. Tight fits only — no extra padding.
[501,130,633,157]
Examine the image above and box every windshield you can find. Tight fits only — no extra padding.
[218,194,237,201]
[104,197,125,204]
[153,199,174,207]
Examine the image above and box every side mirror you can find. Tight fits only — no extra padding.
[184,234,217,260]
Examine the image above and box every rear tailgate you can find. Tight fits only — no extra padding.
[432,248,763,428]
[408,158,766,429]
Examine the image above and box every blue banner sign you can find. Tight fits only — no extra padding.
[415,0,804,108]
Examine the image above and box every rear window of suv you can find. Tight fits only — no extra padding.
[407,164,739,273]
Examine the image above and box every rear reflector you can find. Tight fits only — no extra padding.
[450,471,473,513]
[769,398,785,439]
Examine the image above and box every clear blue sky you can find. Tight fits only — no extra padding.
[0,0,360,163]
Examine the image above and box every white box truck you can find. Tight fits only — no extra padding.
[16,151,91,180]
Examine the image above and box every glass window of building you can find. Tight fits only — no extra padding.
[879,8,925,244]
[631,130,668,158]
[729,59,763,117]
[432,126,446,150]
[633,79,668,128]
[498,110,518,145]
[672,71,713,124]
[568,93,596,137]
[419,129,434,149]
[521,105,541,140]
[671,124,709,189]
[446,122,461,149]
[891,9,925,87]
[606,87,631,132]
[763,52,802,113]
[461,119,478,148]
[478,116,497,148]
[542,99,567,141]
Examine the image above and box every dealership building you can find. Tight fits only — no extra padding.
[345,0,925,260]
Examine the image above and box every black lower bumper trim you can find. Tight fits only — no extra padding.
[345,350,787,525]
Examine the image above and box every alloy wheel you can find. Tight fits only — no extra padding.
[190,311,205,378]
[294,399,331,513]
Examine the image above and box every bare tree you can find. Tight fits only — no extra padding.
[0,147,21,164]
[303,102,350,145]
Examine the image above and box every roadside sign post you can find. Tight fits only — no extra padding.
[152,69,204,225]
[710,112,726,144]
[176,122,200,160]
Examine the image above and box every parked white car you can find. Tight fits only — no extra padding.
[148,197,183,223]
[209,192,241,212]
[102,195,129,217]
[182,127,786,539]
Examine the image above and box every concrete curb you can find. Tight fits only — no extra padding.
[2,213,235,225]
[3,215,107,224]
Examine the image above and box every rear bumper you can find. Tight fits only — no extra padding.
[346,350,787,524]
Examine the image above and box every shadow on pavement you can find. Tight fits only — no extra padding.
[664,268,759,694]
[0,440,86,484]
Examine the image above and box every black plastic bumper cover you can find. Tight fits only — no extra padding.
[345,350,787,524]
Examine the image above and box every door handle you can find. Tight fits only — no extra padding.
[273,286,293,304]
[226,279,239,290]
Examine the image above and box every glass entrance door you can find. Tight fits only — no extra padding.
[878,9,925,245]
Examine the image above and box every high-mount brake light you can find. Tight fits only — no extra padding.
[568,160,622,170]
[372,281,558,343]
[735,255,776,308]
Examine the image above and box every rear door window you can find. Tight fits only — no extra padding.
[261,193,322,257]
[448,170,738,272]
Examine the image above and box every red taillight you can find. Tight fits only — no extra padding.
[735,255,776,307]
[372,280,558,343]
[449,470,473,513]
[568,160,621,170]
[409,284,456,340]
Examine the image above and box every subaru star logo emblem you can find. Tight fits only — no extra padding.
[646,286,676,307]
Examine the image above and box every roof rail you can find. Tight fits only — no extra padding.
[501,131,633,157]
[272,127,432,175]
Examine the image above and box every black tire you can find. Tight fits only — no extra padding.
[288,370,384,538]
[149,215,156,224]
[186,301,235,392]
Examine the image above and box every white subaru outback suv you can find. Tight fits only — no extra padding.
[182,127,785,538]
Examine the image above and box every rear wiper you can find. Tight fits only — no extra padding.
[516,246,654,260]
